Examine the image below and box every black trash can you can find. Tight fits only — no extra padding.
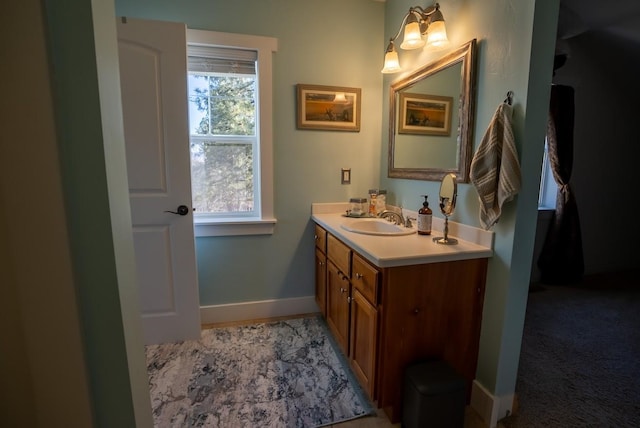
[402,360,466,428]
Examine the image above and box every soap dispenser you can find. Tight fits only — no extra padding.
[418,195,432,235]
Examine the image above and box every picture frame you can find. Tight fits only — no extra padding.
[398,92,453,136]
[296,84,361,132]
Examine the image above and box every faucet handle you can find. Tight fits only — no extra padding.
[405,216,416,228]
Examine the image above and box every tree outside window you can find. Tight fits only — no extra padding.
[188,72,257,215]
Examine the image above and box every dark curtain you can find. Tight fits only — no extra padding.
[537,84,584,284]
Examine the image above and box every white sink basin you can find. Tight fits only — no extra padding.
[341,219,416,236]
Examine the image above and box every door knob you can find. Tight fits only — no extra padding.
[164,205,190,216]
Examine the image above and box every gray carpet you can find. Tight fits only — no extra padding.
[501,279,640,427]
[145,316,375,427]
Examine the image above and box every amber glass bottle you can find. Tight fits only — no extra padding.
[417,195,432,235]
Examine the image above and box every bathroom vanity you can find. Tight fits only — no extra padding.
[312,203,493,423]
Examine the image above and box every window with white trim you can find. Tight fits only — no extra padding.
[188,47,258,216]
[186,30,277,237]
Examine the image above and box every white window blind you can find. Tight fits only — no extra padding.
[188,46,256,75]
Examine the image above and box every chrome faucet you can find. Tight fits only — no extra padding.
[378,209,405,226]
[405,216,416,228]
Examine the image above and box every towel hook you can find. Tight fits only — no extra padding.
[504,91,514,105]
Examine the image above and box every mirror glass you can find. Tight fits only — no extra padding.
[439,173,457,216]
[388,39,477,182]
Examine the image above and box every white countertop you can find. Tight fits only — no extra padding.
[311,203,494,268]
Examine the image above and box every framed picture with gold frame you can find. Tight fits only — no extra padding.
[398,92,453,136]
[296,84,361,131]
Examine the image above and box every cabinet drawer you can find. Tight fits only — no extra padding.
[327,234,351,275]
[352,253,379,306]
[315,224,327,253]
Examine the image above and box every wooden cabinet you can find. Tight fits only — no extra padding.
[327,234,350,274]
[349,288,377,396]
[313,223,488,423]
[316,226,379,398]
[377,259,488,422]
[314,224,327,253]
[314,225,327,316]
[326,259,351,353]
[315,249,327,317]
[350,253,379,395]
[352,253,378,305]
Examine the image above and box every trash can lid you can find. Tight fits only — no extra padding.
[405,360,465,395]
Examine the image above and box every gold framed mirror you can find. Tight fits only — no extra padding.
[388,39,477,182]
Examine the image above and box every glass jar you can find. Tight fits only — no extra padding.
[368,189,379,216]
[349,198,368,216]
[376,189,387,213]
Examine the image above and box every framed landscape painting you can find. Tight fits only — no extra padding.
[296,84,361,131]
[398,92,453,136]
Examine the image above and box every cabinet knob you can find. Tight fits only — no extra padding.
[314,235,318,240]
[340,287,347,293]
[347,296,352,304]
[413,308,421,314]
[318,261,324,266]
[355,272,363,279]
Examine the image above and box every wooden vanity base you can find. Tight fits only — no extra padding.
[314,223,488,423]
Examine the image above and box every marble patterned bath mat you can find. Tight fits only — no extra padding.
[145,316,375,427]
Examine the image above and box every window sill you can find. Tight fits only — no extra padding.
[536,207,555,220]
[194,217,277,237]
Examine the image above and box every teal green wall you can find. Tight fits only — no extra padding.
[380,0,559,400]
[115,0,559,407]
[115,0,385,305]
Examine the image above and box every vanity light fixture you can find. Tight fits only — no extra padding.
[381,2,449,74]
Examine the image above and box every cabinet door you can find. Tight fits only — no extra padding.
[315,248,327,317]
[326,260,351,354]
[377,258,488,422]
[349,289,377,399]
[377,264,441,421]
[437,257,488,397]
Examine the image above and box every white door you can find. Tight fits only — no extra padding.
[117,17,201,345]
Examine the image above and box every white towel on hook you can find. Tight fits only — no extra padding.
[470,101,521,230]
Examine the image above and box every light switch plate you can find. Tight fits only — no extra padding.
[341,168,351,184]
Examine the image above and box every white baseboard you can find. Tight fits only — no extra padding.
[200,296,319,325]
[470,380,515,428]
